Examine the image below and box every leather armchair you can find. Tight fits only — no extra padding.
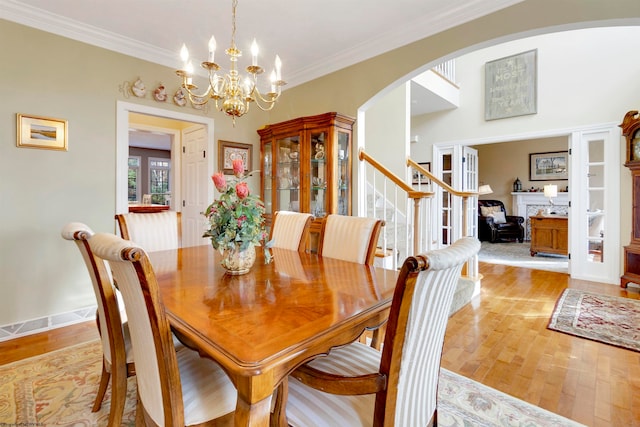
[478,199,524,243]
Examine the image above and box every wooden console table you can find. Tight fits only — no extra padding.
[530,215,568,257]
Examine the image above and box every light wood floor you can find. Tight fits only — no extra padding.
[1,262,639,426]
[443,262,640,427]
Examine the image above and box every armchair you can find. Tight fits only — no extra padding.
[478,199,524,243]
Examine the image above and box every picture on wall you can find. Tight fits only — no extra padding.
[412,162,431,184]
[219,140,253,174]
[16,113,68,151]
[529,151,568,181]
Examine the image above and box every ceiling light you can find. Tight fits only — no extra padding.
[176,0,285,124]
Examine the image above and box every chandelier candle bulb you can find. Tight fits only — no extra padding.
[275,55,282,80]
[251,39,258,66]
[208,36,216,63]
[180,43,189,65]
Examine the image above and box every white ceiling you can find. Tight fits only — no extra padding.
[1,0,523,90]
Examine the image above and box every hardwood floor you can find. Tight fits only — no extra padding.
[442,262,640,427]
[1,262,639,426]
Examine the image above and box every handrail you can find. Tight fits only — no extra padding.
[360,149,434,199]
[407,158,477,198]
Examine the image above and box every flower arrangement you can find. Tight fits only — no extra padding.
[203,159,268,255]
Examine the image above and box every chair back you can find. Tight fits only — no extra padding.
[270,211,313,252]
[318,214,383,265]
[376,237,480,425]
[115,211,182,252]
[88,232,185,426]
[60,223,125,372]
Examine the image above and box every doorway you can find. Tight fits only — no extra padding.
[431,123,621,284]
[116,101,215,246]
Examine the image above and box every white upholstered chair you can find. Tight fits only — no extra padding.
[87,232,237,426]
[269,211,313,252]
[115,211,181,252]
[318,214,383,265]
[318,214,385,348]
[285,237,481,427]
[61,222,135,427]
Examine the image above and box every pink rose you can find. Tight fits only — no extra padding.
[212,172,226,192]
[236,182,249,199]
[232,158,244,177]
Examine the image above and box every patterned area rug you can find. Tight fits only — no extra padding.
[0,340,583,426]
[479,241,568,273]
[548,288,640,352]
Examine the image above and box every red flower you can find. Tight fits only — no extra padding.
[232,158,244,178]
[237,214,247,228]
[212,172,227,192]
[236,182,249,199]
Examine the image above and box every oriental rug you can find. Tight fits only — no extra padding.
[548,288,640,352]
[0,340,584,426]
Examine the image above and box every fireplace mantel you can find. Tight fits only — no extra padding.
[512,191,570,240]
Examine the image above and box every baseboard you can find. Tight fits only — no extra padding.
[0,306,97,342]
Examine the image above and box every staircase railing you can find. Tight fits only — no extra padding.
[358,149,479,280]
[359,149,433,270]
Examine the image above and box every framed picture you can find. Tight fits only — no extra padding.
[412,162,431,184]
[485,49,537,121]
[529,151,568,181]
[218,140,253,174]
[16,114,68,151]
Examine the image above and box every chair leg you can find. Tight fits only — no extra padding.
[92,359,110,412]
[106,361,128,427]
[370,324,386,350]
[135,393,146,427]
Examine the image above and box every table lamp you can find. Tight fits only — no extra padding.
[543,184,558,214]
[478,184,493,195]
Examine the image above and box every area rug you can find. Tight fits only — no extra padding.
[0,340,583,426]
[548,288,640,352]
[478,241,568,273]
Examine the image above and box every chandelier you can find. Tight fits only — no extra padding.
[176,0,285,123]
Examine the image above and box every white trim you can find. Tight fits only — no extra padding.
[0,305,97,342]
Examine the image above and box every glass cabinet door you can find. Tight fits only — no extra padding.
[276,136,301,212]
[310,131,327,217]
[337,130,350,215]
[263,141,273,215]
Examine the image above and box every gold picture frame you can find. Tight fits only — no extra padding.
[17,114,68,151]
[219,140,253,174]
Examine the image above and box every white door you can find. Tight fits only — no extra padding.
[181,125,210,247]
[462,146,479,237]
[432,145,478,246]
[569,126,620,284]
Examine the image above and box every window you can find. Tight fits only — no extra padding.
[128,156,141,202]
[149,157,171,204]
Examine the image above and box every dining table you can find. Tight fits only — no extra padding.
[148,244,399,427]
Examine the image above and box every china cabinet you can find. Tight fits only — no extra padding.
[620,110,640,287]
[258,112,354,241]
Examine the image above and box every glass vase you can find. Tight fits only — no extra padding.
[220,244,256,275]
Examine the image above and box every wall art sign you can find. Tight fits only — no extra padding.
[16,114,68,151]
[484,49,537,121]
[219,140,253,174]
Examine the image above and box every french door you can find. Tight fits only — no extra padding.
[569,126,620,284]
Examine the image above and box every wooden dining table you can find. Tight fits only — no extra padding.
[148,244,399,427]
